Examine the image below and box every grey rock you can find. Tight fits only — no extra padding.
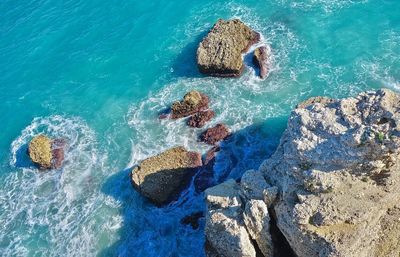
[259,89,400,257]
[205,179,256,257]
[240,169,269,200]
[244,200,273,257]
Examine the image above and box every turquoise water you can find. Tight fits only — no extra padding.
[1,0,399,256]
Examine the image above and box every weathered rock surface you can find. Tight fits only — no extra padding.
[200,124,230,145]
[131,146,202,205]
[187,110,215,128]
[197,19,260,77]
[28,135,65,170]
[205,179,257,257]
[244,200,273,257]
[253,46,269,79]
[171,91,209,119]
[204,89,400,257]
[257,89,400,257]
[51,139,66,169]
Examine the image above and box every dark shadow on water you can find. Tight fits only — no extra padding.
[14,143,35,169]
[100,116,287,257]
[171,31,208,78]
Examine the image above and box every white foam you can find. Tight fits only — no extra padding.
[274,0,369,13]
[1,115,114,256]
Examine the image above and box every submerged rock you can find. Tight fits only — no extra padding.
[197,19,260,77]
[194,146,220,193]
[257,89,400,257]
[253,46,269,79]
[200,124,230,145]
[171,91,209,119]
[51,139,66,169]
[181,211,204,229]
[28,135,65,170]
[131,146,202,205]
[187,109,215,128]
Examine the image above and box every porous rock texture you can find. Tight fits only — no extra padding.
[131,146,202,205]
[28,135,65,170]
[197,19,260,77]
[204,173,275,257]
[205,89,400,257]
[200,123,230,145]
[259,89,400,257]
[253,46,269,79]
[187,109,215,128]
[171,90,209,119]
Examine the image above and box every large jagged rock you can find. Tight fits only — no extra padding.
[131,146,202,205]
[28,135,65,170]
[197,19,260,77]
[258,89,400,257]
[205,179,257,257]
[253,46,269,79]
[171,91,209,119]
[244,200,273,257]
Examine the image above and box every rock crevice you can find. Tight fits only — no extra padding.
[204,89,400,257]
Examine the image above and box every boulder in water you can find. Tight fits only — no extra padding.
[187,109,215,128]
[197,19,260,77]
[171,91,209,119]
[253,46,269,79]
[131,146,202,205]
[28,135,65,170]
[200,124,230,145]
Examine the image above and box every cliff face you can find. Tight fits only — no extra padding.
[205,89,400,257]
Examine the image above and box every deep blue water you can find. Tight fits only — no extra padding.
[1,0,399,256]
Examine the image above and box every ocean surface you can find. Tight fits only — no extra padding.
[0,0,399,256]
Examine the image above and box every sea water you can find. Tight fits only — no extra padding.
[0,0,399,256]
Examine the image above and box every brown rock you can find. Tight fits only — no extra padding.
[171,91,209,119]
[131,146,202,205]
[253,46,269,79]
[51,139,66,169]
[28,135,65,170]
[200,124,230,145]
[187,110,215,128]
[197,19,260,77]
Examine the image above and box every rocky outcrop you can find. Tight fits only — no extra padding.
[187,110,215,128]
[204,89,400,257]
[131,146,202,205]
[28,135,65,170]
[253,46,269,79]
[171,91,209,119]
[204,169,276,257]
[197,19,260,77]
[200,124,230,145]
[259,88,400,257]
[205,179,258,257]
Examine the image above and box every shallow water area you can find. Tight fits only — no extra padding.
[0,0,399,256]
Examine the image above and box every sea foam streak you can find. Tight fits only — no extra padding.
[2,115,112,256]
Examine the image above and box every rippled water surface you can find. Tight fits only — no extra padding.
[1,0,399,256]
